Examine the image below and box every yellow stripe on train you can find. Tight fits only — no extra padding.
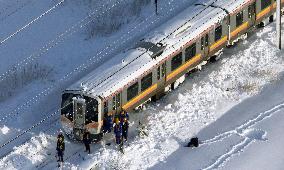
[256,4,274,21]
[166,54,202,82]
[231,21,249,38]
[122,83,158,110]
[209,36,227,52]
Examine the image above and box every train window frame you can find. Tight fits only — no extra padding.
[215,25,222,42]
[236,11,243,27]
[141,72,153,92]
[104,100,108,114]
[61,93,74,121]
[205,34,209,47]
[185,43,196,61]
[171,52,182,71]
[127,82,139,101]
[112,96,116,110]
[116,93,121,108]
[201,37,204,50]
[84,96,99,123]
[162,63,166,77]
[248,2,255,18]
[157,66,160,80]
[261,0,271,10]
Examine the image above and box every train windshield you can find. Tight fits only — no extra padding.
[84,96,99,124]
[61,93,74,121]
[61,93,98,124]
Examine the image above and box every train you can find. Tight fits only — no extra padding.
[61,0,284,142]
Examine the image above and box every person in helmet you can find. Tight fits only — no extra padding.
[56,132,65,162]
[113,118,122,145]
[119,110,129,123]
[122,118,129,142]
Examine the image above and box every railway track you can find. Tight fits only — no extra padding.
[0,0,34,22]
[0,0,193,126]
[0,0,202,168]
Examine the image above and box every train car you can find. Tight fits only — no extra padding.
[61,0,283,142]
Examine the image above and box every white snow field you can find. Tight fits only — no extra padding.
[1,0,284,169]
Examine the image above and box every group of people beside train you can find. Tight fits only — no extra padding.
[55,110,129,162]
[103,110,129,145]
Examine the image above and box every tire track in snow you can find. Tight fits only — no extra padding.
[203,138,251,170]
[200,103,284,169]
[201,102,284,145]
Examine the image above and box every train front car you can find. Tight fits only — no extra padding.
[60,91,103,142]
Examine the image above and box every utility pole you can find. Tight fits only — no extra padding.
[276,0,282,49]
[155,0,158,15]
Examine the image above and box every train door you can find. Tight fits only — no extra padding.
[155,62,167,98]
[248,2,256,25]
[201,34,209,59]
[73,98,86,140]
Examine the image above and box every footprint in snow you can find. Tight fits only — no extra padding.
[240,128,267,141]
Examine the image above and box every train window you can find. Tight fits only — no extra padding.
[141,72,152,92]
[201,37,204,50]
[85,96,98,124]
[171,52,182,71]
[116,93,121,108]
[127,82,138,101]
[205,34,209,47]
[236,11,243,27]
[104,101,108,114]
[162,63,166,77]
[215,25,222,42]
[61,93,74,121]
[261,0,271,10]
[248,2,255,18]
[157,66,160,80]
[112,96,116,110]
[185,43,196,61]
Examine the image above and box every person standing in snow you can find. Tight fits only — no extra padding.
[83,130,91,154]
[113,118,122,145]
[103,114,113,133]
[122,118,129,142]
[56,132,65,162]
[119,110,129,123]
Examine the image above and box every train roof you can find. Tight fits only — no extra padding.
[67,0,246,99]
[214,0,252,13]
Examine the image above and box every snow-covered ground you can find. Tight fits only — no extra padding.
[1,0,284,169]
[78,23,284,170]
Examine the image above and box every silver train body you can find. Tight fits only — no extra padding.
[61,0,283,141]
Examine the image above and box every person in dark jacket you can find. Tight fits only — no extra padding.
[56,133,65,162]
[187,137,199,147]
[113,119,122,145]
[83,130,91,154]
[104,114,113,133]
[119,110,129,123]
[122,118,129,142]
